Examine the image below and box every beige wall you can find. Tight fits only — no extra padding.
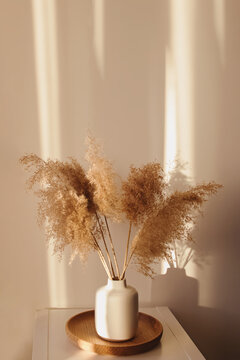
[1,1,240,359]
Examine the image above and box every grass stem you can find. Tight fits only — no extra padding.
[104,216,120,278]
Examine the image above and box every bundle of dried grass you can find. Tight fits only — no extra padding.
[128,182,222,277]
[85,136,123,277]
[20,154,112,277]
[85,135,122,222]
[121,163,166,225]
[20,138,223,280]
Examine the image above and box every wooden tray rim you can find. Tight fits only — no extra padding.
[65,309,163,355]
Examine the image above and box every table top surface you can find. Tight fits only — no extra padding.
[32,306,205,360]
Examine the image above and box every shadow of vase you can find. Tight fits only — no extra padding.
[151,268,204,356]
[151,268,240,360]
[151,267,198,317]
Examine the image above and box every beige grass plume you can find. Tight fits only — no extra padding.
[129,182,222,277]
[19,154,100,263]
[121,163,166,225]
[85,135,122,223]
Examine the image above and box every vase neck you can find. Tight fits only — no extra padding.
[107,278,127,289]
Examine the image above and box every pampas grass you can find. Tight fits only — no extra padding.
[20,138,222,279]
[129,183,221,277]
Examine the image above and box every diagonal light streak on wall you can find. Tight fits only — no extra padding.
[161,48,178,275]
[162,0,196,275]
[32,0,66,307]
[169,0,195,178]
[164,49,177,176]
[213,0,225,65]
[93,0,105,78]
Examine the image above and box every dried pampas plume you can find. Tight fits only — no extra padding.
[19,155,100,263]
[130,182,222,277]
[85,136,122,223]
[20,138,223,279]
[121,163,166,225]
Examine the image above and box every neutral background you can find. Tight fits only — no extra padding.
[1,1,240,359]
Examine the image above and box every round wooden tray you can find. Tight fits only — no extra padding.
[66,310,163,356]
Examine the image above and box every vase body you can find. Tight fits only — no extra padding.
[95,279,138,341]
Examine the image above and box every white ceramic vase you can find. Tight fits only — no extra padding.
[95,278,139,341]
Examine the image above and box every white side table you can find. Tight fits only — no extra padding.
[32,307,205,360]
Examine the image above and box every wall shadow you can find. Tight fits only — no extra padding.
[191,1,240,359]
[152,269,240,359]
[15,342,32,360]
[152,268,198,310]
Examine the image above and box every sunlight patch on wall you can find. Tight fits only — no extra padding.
[161,49,177,274]
[162,0,196,275]
[93,0,105,78]
[32,0,67,307]
[170,0,196,277]
[169,0,195,178]
[213,0,225,65]
[163,49,177,176]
